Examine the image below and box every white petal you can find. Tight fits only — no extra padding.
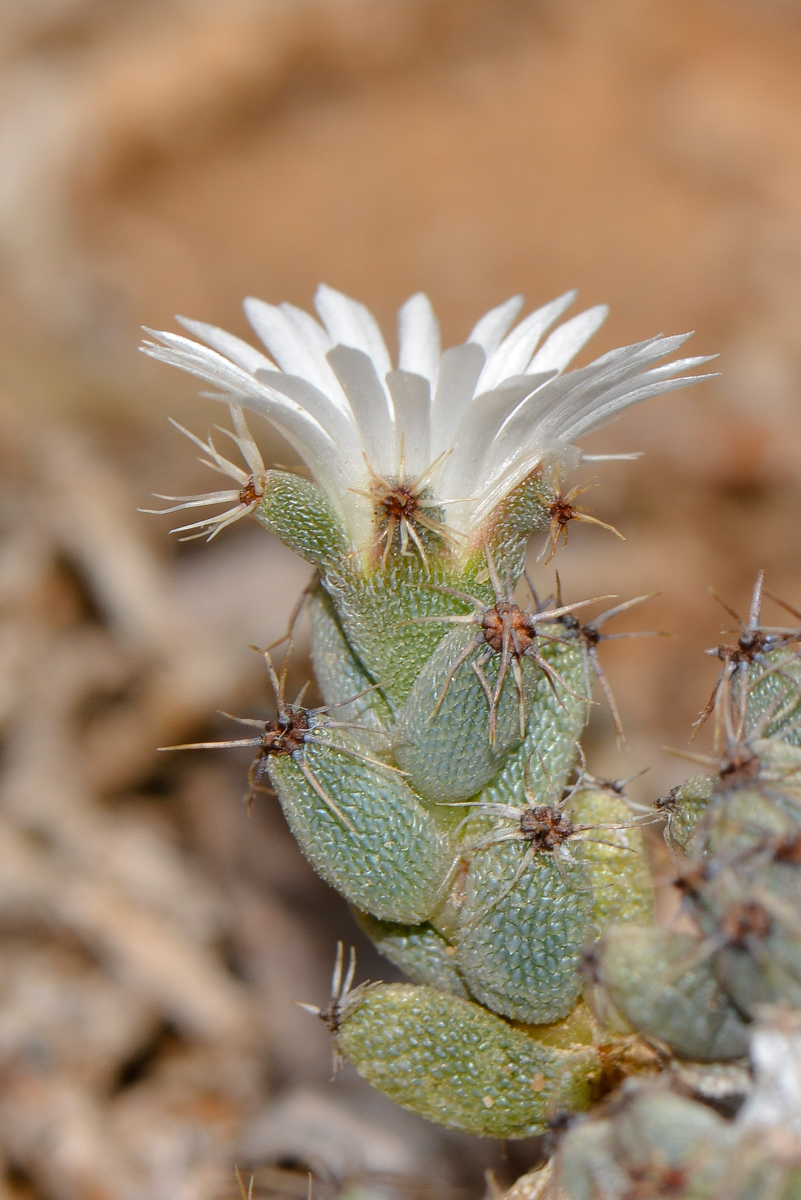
[499,341,659,446]
[255,369,361,467]
[315,284,393,382]
[519,337,701,445]
[560,349,713,427]
[468,295,524,358]
[477,290,577,391]
[527,305,609,374]
[279,302,346,399]
[429,343,486,459]
[239,395,354,511]
[142,330,276,395]
[558,360,718,443]
[386,369,431,475]
[398,292,440,392]
[487,344,655,461]
[440,373,555,505]
[243,297,345,404]
[327,345,397,474]
[472,342,714,518]
[176,317,276,374]
[141,331,354,507]
[280,301,333,350]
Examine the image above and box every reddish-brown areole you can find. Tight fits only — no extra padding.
[558,609,601,653]
[376,482,419,522]
[480,600,537,655]
[625,1164,689,1199]
[773,832,801,864]
[712,626,796,669]
[720,900,773,947]
[548,493,580,536]
[359,470,455,567]
[519,805,575,850]
[238,476,264,507]
[257,709,311,759]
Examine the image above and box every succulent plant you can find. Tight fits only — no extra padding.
[144,284,801,1196]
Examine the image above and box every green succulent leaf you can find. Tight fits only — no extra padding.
[353,910,470,998]
[566,787,654,932]
[393,625,528,803]
[593,925,749,1061]
[254,471,347,567]
[309,585,391,731]
[455,839,593,1024]
[336,983,600,1139]
[268,730,456,924]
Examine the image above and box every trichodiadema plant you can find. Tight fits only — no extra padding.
[143,285,801,1198]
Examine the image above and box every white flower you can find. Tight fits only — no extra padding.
[141,285,715,548]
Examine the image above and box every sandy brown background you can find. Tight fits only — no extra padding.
[1,1,801,1196]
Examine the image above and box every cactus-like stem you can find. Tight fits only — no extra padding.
[148,285,766,1167]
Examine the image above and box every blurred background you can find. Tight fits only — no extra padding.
[2,0,801,1195]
